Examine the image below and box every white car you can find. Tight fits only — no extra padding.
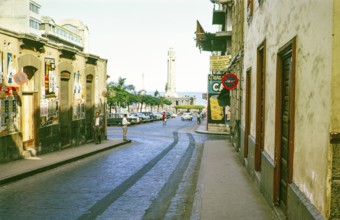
[181,112,193,121]
[127,114,140,124]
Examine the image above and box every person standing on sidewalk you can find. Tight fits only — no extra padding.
[122,114,130,141]
[93,111,103,144]
[197,111,201,124]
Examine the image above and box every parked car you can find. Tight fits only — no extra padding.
[107,113,140,125]
[127,114,140,124]
[141,112,157,121]
[181,112,193,121]
[107,113,123,125]
[166,112,172,119]
[130,112,151,123]
[153,112,163,120]
[171,113,177,118]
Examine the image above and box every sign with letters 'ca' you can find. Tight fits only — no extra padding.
[207,74,225,123]
[208,74,223,94]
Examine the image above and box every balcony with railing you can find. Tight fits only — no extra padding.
[40,17,83,50]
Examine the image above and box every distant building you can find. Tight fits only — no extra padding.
[0,0,42,36]
[0,0,108,163]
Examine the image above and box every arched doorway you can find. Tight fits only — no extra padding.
[18,53,41,150]
[21,66,38,149]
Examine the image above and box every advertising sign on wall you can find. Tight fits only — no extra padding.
[210,55,232,71]
[207,74,225,124]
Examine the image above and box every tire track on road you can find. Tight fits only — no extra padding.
[78,124,191,220]
[142,132,196,220]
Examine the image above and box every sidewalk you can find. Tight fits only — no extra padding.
[191,140,277,220]
[0,139,130,186]
[193,120,277,219]
[195,120,230,135]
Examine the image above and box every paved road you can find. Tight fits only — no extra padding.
[0,117,227,219]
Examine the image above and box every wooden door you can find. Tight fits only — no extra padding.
[244,70,251,157]
[255,42,266,171]
[86,76,93,141]
[22,93,36,148]
[274,37,296,212]
[60,77,71,147]
[279,53,292,210]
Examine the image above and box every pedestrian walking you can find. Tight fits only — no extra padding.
[197,112,201,124]
[162,112,167,125]
[122,114,130,141]
[93,111,103,144]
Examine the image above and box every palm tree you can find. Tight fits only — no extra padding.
[107,77,135,112]
[154,90,160,97]
[115,77,135,92]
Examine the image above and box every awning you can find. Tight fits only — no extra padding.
[195,20,230,52]
[195,20,206,41]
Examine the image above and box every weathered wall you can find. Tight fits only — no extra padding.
[331,0,340,131]
[330,144,340,219]
[330,1,340,217]
[260,151,274,206]
[242,0,333,216]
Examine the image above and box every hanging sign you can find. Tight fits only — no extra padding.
[221,73,238,90]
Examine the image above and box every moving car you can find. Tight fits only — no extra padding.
[181,112,193,121]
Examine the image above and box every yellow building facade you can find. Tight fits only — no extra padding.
[0,27,108,163]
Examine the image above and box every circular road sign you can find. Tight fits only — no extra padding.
[222,73,239,90]
[13,71,28,85]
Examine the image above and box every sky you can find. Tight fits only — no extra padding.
[41,0,216,93]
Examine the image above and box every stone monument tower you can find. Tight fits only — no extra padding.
[165,48,177,97]
[140,73,146,95]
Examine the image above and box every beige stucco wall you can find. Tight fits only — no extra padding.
[242,0,333,215]
[95,58,108,113]
[331,0,340,131]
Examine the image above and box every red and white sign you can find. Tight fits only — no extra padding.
[221,73,239,90]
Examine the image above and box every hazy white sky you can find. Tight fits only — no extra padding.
[41,0,215,93]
